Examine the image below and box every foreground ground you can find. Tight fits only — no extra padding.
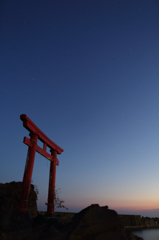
[0,182,143,240]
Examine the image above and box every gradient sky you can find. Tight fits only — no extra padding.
[1,0,159,217]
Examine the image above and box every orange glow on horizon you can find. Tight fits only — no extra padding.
[62,197,159,213]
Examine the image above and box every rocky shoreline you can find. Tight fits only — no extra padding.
[0,205,143,240]
[119,214,159,230]
[0,182,143,240]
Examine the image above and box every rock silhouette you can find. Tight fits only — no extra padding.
[0,182,142,240]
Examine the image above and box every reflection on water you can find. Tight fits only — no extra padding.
[133,229,159,240]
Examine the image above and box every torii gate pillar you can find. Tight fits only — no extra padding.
[18,114,63,215]
[47,149,57,214]
[18,133,38,213]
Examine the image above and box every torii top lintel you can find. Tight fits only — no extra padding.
[20,114,64,157]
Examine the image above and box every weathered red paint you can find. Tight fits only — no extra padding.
[47,150,57,215]
[20,114,63,154]
[18,114,63,214]
[19,133,38,213]
[23,136,59,164]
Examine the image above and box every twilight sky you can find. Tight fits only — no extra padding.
[1,0,159,217]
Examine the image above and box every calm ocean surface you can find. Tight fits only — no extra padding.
[133,229,159,240]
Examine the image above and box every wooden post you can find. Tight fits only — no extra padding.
[47,150,57,215]
[18,133,38,213]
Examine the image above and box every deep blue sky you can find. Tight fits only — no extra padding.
[1,0,159,217]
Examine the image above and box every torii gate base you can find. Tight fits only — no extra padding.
[18,114,63,215]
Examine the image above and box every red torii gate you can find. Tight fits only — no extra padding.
[18,114,63,215]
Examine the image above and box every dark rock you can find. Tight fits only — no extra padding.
[0,181,38,231]
[65,204,142,240]
[31,214,46,228]
[0,181,142,240]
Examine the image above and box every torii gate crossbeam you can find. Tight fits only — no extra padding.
[18,114,63,215]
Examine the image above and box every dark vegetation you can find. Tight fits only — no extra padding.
[45,188,68,211]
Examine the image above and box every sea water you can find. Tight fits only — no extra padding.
[133,229,159,240]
